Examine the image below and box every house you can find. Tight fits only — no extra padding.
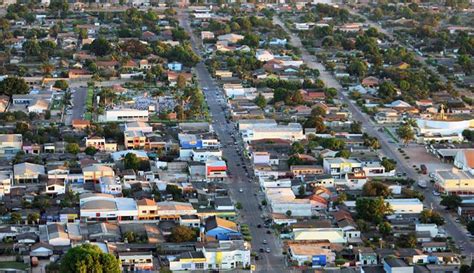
[46,179,66,195]
[361,76,380,88]
[82,165,115,183]
[205,216,240,240]
[387,198,424,214]
[0,171,12,197]
[201,31,215,40]
[323,158,363,179]
[28,99,49,113]
[383,257,413,273]
[288,243,336,266]
[169,251,207,271]
[241,123,304,143]
[99,176,122,195]
[204,240,251,270]
[13,162,45,184]
[125,121,153,133]
[80,194,138,222]
[119,251,153,271]
[72,119,91,130]
[30,242,54,257]
[255,49,274,62]
[290,165,324,177]
[422,242,448,252]
[137,198,158,220]
[42,223,70,246]
[0,134,22,157]
[124,130,147,149]
[217,33,244,43]
[265,188,312,217]
[167,61,183,71]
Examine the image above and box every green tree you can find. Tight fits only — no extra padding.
[420,209,445,225]
[298,185,305,196]
[0,77,29,97]
[356,197,393,224]
[84,146,97,156]
[336,150,351,158]
[60,244,121,273]
[381,158,397,172]
[124,153,141,171]
[49,0,69,18]
[66,143,80,155]
[235,202,243,209]
[169,226,197,243]
[378,221,392,237]
[176,74,187,90]
[378,81,397,102]
[10,212,21,224]
[397,233,417,248]
[347,59,368,79]
[396,124,415,146]
[27,212,40,224]
[286,210,292,217]
[254,93,266,109]
[53,80,69,91]
[89,37,112,56]
[440,195,462,210]
[290,142,305,155]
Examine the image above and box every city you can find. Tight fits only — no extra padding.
[0,0,472,272]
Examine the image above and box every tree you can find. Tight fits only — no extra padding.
[350,121,362,133]
[378,81,397,102]
[378,221,392,237]
[396,124,415,146]
[336,150,351,158]
[66,143,80,155]
[420,209,445,225]
[176,74,187,90]
[54,80,69,91]
[440,195,462,210]
[84,146,97,156]
[27,212,40,224]
[381,158,397,172]
[235,202,243,209]
[362,181,391,197]
[304,116,326,133]
[60,244,121,273]
[298,185,305,196]
[356,197,393,224]
[254,93,266,109]
[397,233,417,248]
[89,37,112,56]
[0,77,29,97]
[290,142,305,155]
[10,212,21,224]
[49,0,69,18]
[347,59,368,79]
[124,153,141,171]
[169,226,197,243]
[286,210,292,217]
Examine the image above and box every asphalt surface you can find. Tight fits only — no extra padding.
[274,15,474,257]
[65,87,87,125]
[178,11,291,273]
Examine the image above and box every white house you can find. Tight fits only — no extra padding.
[99,176,122,195]
[292,228,347,243]
[241,123,304,143]
[255,49,274,62]
[103,108,149,122]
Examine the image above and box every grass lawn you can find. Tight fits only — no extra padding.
[0,261,29,270]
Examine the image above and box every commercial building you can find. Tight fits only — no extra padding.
[124,130,147,149]
[435,169,474,195]
[103,108,149,122]
[323,158,363,179]
[292,228,347,244]
[241,123,304,143]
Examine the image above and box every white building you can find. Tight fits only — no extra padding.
[387,199,424,214]
[265,188,312,217]
[241,123,304,143]
[292,228,347,243]
[99,176,122,195]
[255,49,274,62]
[103,109,149,122]
[204,241,251,270]
[80,194,138,222]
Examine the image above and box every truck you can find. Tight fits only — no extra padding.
[420,164,427,175]
[417,180,427,189]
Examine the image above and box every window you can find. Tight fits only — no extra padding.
[196,263,204,269]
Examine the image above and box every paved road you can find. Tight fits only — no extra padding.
[274,15,474,257]
[179,11,290,273]
[65,87,87,125]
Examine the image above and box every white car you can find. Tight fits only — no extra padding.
[239,188,243,193]
[432,190,440,196]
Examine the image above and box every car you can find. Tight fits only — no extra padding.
[239,188,243,193]
[266,230,271,234]
[266,248,271,253]
[259,248,264,253]
[257,224,262,228]
[455,218,460,223]
[237,163,241,166]
[263,240,267,244]
[432,190,440,196]
[255,255,259,260]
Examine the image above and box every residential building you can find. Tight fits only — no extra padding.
[0,171,12,198]
[383,257,413,273]
[265,188,313,217]
[82,165,115,183]
[204,240,251,270]
[13,162,45,184]
[290,165,324,177]
[124,130,147,149]
[137,198,158,220]
[0,134,22,157]
[205,216,240,240]
[323,158,363,178]
[80,194,138,222]
[119,252,153,271]
[288,243,336,266]
[99,176,122,195]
